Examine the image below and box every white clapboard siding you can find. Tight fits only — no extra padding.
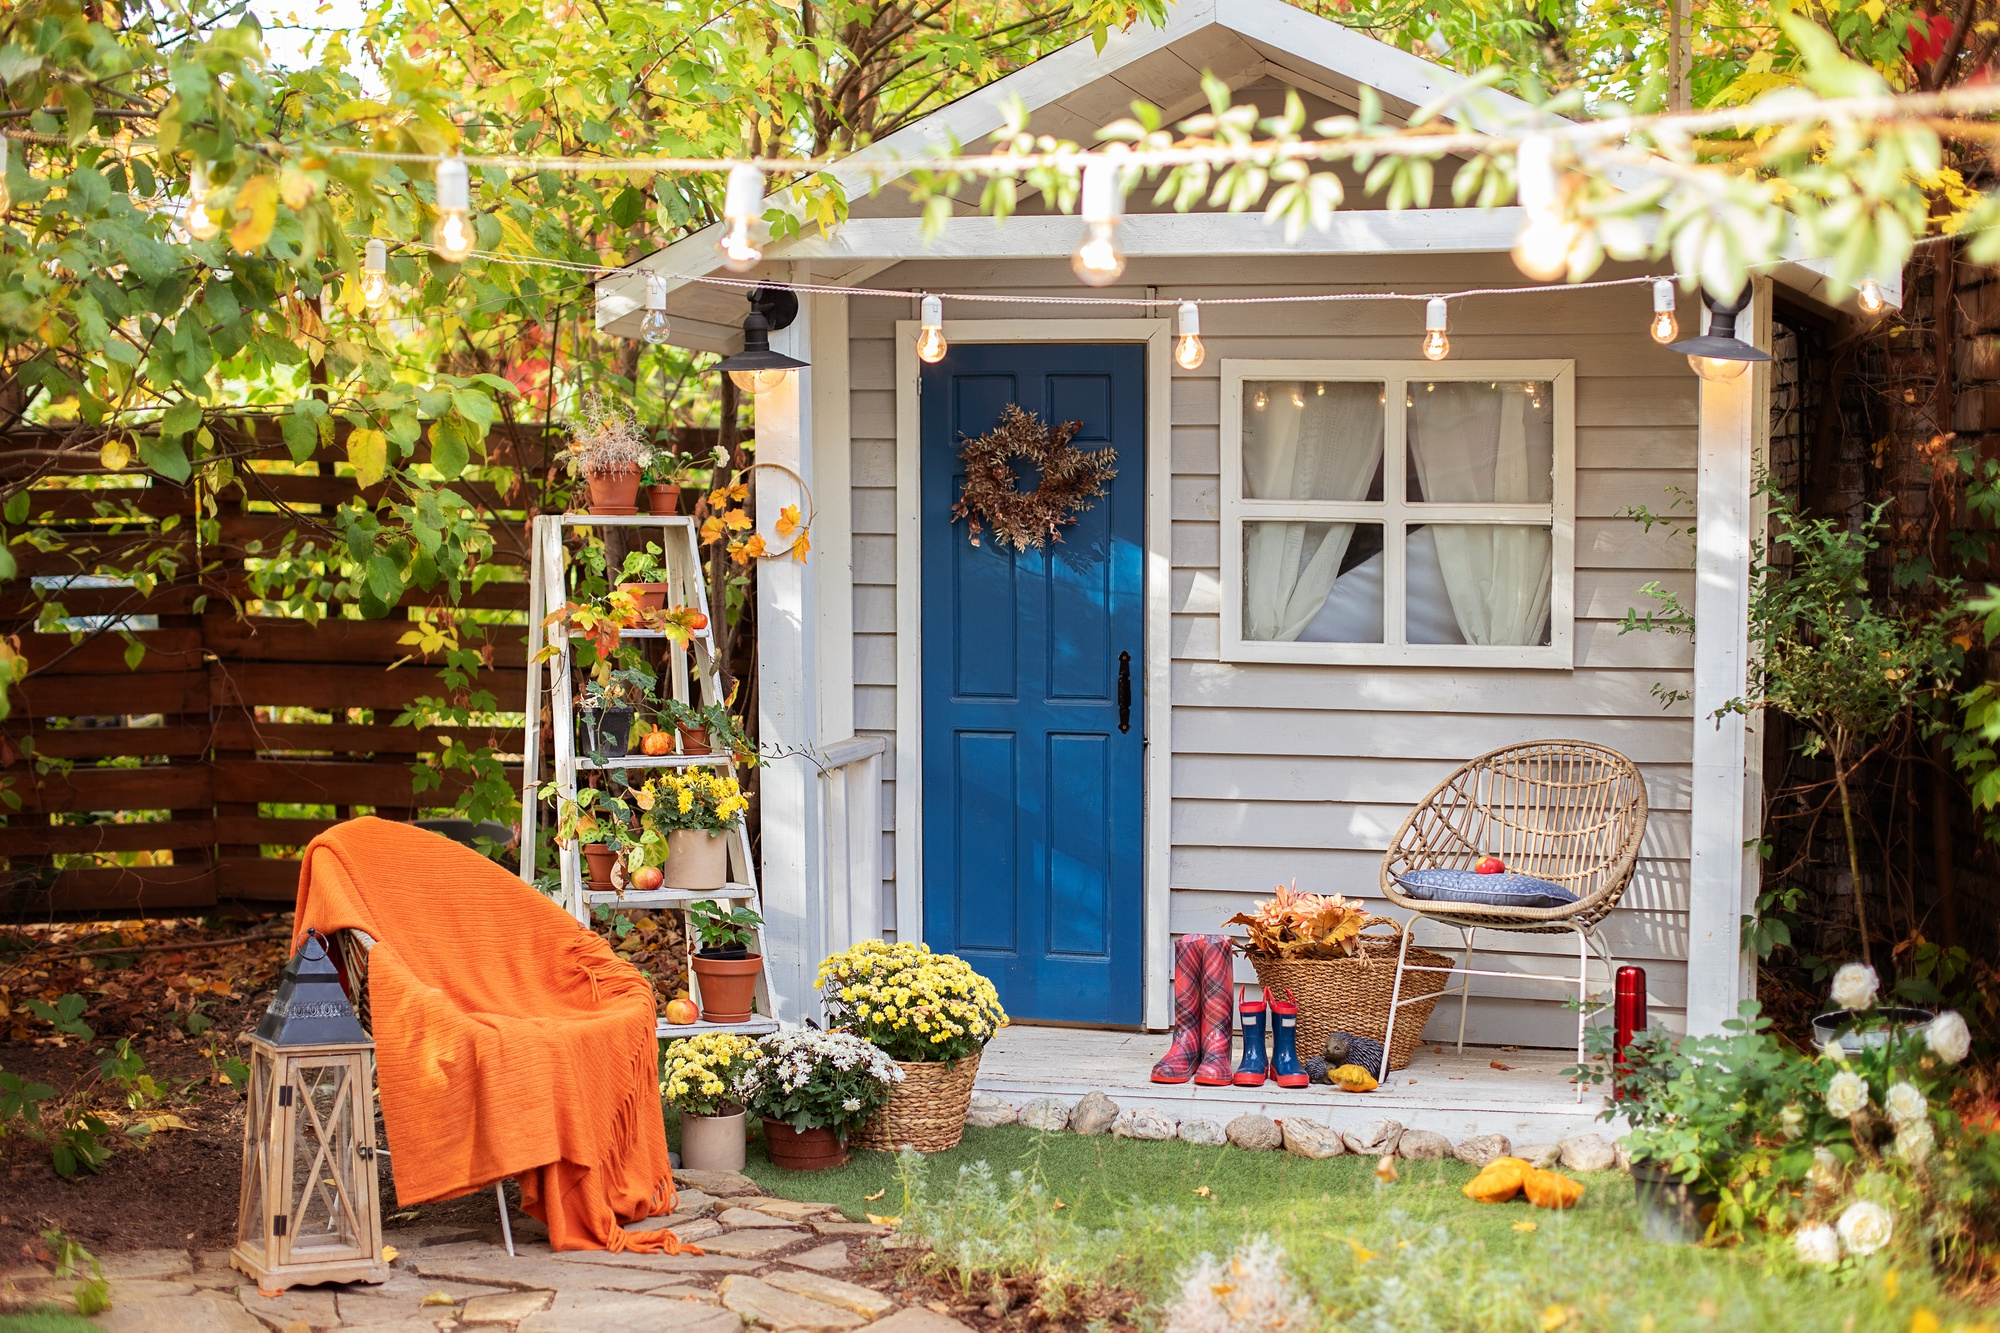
[845,244,1698,1035]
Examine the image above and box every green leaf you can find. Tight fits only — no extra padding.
[429,416,469,479]
[366,553,403,603]
[281,408,319,463]
[160,400,201,440]
[123,637,145,671]
[136,436,191,484]
[3,491,27,524]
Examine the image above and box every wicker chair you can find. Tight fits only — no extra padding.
[1375,740,1649,1088]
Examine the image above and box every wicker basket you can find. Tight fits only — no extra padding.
[1246,917,1453,1072]
[849,1052,983,1153]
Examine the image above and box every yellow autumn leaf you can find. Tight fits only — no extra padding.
[1512,1220,1537,1233]
[100,439,131,471]
[700,516,726,543]
[136,1113,193,1132]
[728,534,767,565]
[789,526,811,563]
[722,508,755,532]
[1342,1236,1374,1263]
[1908,1310,1940,1333]
[865,1214,899,1227]
[230,175,280,252]
[419,1291,455,1307]
[863,1189,885,1202]
[279,167,317,210]
[1540,1305,1571,1331]
[775,503,802,538]
[380,1245,399,1264]
[347,428,389,489]
[633,788,656,811]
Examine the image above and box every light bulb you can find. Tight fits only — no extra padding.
[1689,355,1749,382]
[1858,278,1885,315]
[361,237,390,311]
[641,272,671,345]
[1253,391,1268,411]
[1422,297,1449,361]
[1650,278,1677,344]
[727,368,789,395]
[1173,301,1204,369]
[917,294,947,363]
[433,156,475,261]
[719,164,765,273]
[184,163,220,241]
[1516,134,1558,215]
[1511,214,1577,283]
[1072,220,1124,286]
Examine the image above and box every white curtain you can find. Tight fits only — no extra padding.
[1243,383,1383,641]
[1407,384,1554,647]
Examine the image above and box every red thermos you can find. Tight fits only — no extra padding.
[1613,966,1646,1096]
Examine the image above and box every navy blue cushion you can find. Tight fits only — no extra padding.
[1395,867,1578,909]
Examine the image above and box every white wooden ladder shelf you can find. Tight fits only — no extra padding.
[519,514,779,1039]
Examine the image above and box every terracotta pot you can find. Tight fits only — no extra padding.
[1631,1162,1717,1245]
[663,828,728,890]
[763,1120,847,1171]
[680,1109,747,1172]
[618,581,671,614]
[588,463,642,515]
[646,484,682,516]
[691,953,761,1023]
[580,844,618,892]
[677,726,712,755]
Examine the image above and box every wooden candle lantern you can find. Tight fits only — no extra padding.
[231,930,390,1294]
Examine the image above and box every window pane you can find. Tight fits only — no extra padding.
[1243,381,1385,501]
[1408,524,1552,646]
[1406,380,1554,504]
[1245,520,1383,643]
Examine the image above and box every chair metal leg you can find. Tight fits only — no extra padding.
[1573,925,1591,1084]
[1378,922,1416,1085]
[1455,926,1475,1055]
[496,1182,515,1257]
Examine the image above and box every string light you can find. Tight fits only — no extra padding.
[1511,134,1580,283]
[1650,278,1678,344]
[433,156,474,262]
[916,293,948,363]
[1072,158,1126,286]
[1422,297,1450,361]
[360,238,390,311]
[719,164,765,273]
[640,271,671,344]
[1858,278,1885,315]
[1253,389,1268,411]
[1174,301,1204,369]
[184,163,220,241]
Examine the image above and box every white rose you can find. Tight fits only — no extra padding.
[1830,962,1879,1012]
[1884,1081,1927,1129]
[1894,1118,1935,1167]
[1927,1011,1971,1065]
[1824,1070,1869,1120]
[1806,1148,1844,1200]
[1835,1200,1894,1257]
[1778,1104,1806,1140]
[1792,1223,1841,1268]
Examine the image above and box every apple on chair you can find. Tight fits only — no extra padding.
[1474,855,1506,875]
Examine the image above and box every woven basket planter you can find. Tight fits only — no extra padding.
[849,1052,982,1153]
[1247,918,1453,1072]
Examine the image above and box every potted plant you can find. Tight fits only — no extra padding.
[577,657,654,760]
[660,1031,757,1171]
[640,767,749,889]
[662,699,750,758]
[616,542,672,615]
[544,784,634,893]
[565,397,653,515]
[741,1028,902,1171]
[817,940,1007,1153]
[685,899,764,1023]
[641,447,698,517]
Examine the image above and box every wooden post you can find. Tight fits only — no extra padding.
[1668,0,1692,112]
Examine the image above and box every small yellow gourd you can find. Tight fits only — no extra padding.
[1462,1157,1531,1203]
[1328,1063,1379,1092]
[1522,1168,1585,1210]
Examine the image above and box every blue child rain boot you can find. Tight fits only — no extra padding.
[1233,985,1269,1087]
[1269,987,1310,1088]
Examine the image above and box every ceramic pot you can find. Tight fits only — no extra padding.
[1810,1006,1933,1055]
[663,828,728,890]
[646,484,682,516]
[1631,1162,1716,1245]
[588,463,642,515]
[691,953,761,1023]
[618,581,671,615]
[580,844,618,892]
[678,726,712,755]
[579,707,633,758]
[763,1120,847,1171]
[680,1109,747,1172]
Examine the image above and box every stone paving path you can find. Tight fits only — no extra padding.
[2,1170,974,1333]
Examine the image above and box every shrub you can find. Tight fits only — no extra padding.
[739,1028,900,1135]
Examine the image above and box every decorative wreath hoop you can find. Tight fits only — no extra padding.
[949,404,1117,550]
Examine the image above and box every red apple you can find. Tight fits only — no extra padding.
[631,864,664,891]
[1474,855,1506,875]
[664,997,699,1026]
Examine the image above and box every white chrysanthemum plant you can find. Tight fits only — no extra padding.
[1162,1236,1311,1333]
[738,1026,903,1139]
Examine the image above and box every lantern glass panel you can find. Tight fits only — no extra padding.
[284,1057,370,1261]
[237,1049,273,1255]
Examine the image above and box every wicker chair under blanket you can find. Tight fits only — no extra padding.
[1375,740,1649,1091]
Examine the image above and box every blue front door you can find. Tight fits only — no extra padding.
[920,342,1146,1026]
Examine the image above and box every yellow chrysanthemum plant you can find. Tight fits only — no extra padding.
[627,767,752,870]
[815,940,1007,1064]
[659,1031,756,1119]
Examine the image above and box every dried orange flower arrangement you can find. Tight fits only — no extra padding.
[1226,880,1369,959]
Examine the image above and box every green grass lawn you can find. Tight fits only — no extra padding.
[725,1123,1975,1332]
[0,1309,100,1333]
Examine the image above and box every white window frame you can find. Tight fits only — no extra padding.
[1219,358,1576,669]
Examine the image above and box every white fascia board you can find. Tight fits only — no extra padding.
[1767,253,1904,313]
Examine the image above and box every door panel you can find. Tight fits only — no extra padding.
[920,342,1145,1025]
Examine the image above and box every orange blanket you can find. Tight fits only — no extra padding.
[291,817,692,1254]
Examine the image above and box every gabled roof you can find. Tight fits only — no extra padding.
[596,0,1889,348]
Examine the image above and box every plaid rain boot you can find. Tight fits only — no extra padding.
[1233,985,1269,1087]
[1150,934,1205,1083]
[1269,987,1310,1088]
[1193,936,1237,1087]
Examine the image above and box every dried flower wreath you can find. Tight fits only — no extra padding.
[949,404,1118,550]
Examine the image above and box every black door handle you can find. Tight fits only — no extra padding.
[1117,651,1132,734]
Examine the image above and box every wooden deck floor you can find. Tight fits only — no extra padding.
[973,1025,1628,1145]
